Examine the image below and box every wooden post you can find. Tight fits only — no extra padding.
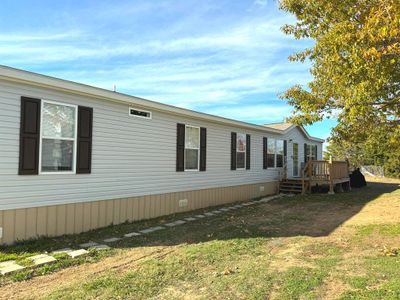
[308,161,312,193]
[301,161,307,194]
[328,157,334,194]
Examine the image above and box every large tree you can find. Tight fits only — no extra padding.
[279,0,400,176]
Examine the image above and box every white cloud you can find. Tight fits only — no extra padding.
[203,104,293,123]
[0,31,81,42]
[254,0,269,8]
[0,5,313,125]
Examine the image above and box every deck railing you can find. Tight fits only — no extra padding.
[301,159,350,194]
[331,161,349,180]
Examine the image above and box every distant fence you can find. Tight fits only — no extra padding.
[361,165,385,177]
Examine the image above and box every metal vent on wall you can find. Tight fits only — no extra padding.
[129,107,152,119]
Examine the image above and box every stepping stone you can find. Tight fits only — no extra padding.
[233,205,243,208]
[184,217,197,221]
[138,226,164,234]
[0,260,16,268]
[52,248,73,254]
[194,214,206,218]
[259,198,271,203]
[29,254,57,266]
[0,261,25,275]
[211,210,222,214]
[204,212,215,216]
[91,244,111,251]
[103,237,122,243]
[165,220,186,227]
[220,208,230,211]
[164,222,176,227]
[140,228,156,234]
[150,226,165,231]
[124,232,141,238]
[79,241,99,248]
[68,249,89,258]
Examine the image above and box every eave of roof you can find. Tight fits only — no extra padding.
[263,122,324,143]
[0,65,323,142]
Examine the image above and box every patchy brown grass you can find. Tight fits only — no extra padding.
[0,177,399,299]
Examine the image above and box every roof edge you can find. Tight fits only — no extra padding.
[0,65,285,135]
[285,124,325,143]
[0,65,324,142]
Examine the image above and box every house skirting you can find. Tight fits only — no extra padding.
[0,181,278,245]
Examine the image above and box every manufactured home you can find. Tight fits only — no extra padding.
[0,66,323,244]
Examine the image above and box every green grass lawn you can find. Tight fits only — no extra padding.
[1,178,399,299]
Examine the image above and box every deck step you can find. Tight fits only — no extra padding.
[279,179,304,194]
[280,183,302,188]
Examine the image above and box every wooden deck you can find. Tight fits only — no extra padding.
[301,160,350,194]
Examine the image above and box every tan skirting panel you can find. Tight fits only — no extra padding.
[0,181,278,245]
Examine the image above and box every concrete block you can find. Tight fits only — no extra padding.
[140,228,156,234]
[79,241,99,248]
[30,254,57,266]
[124,232,141,238]
[91,244,111,251]
[165,220,186,227]
[103,237,122,243]
[52,248,73,254]
[0,263,25,275]
[150,226,165,231]
[68,249,89,258]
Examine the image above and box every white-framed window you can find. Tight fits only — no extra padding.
[184,125,200,171]
[267,138,275,168]
[276,140,284,168]
[306,144,317,161]
[39,100,78,174]
[236,133,246,169]
[129,107,152,119]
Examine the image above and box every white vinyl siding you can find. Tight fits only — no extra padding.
[0,80,322,210]
[284,129,323,178]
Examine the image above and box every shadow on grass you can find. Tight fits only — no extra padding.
[1,181,398,257]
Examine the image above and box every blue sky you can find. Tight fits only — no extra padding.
[0,0,336,140]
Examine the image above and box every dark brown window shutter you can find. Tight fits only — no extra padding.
[263,137,267,169]
[19,97,41,175]
[231,132,237,170]
[284,140,287,159]
[314,145,318,160]
[76,106,93,174]
[176,123,185,172]
[199,127,206,171]
[304,143,308,162]
[246,134,250,169]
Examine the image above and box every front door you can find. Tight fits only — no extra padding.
[293,143,299,177]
